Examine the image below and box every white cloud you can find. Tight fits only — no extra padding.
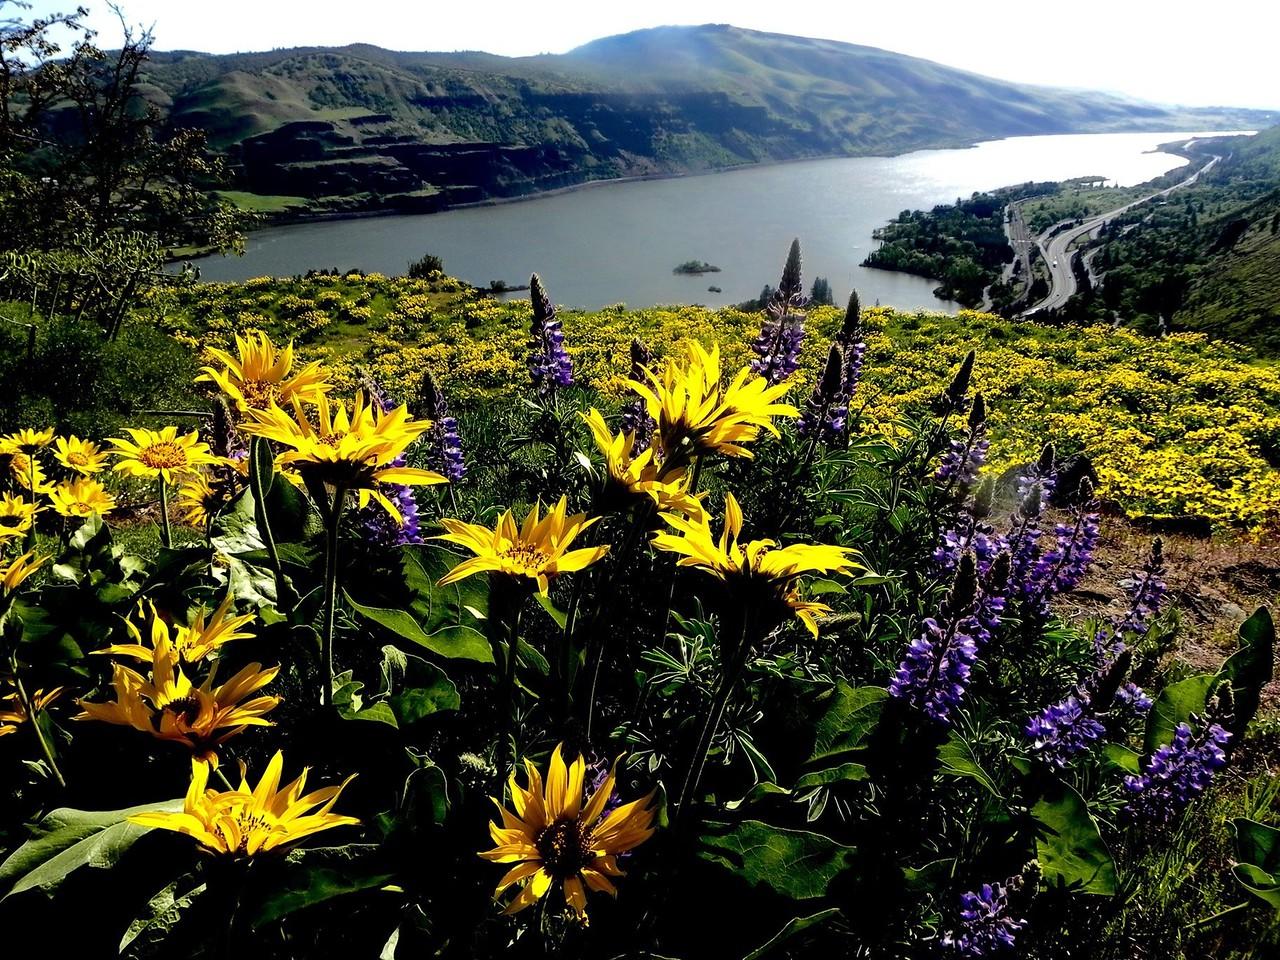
[27,0,1280,109]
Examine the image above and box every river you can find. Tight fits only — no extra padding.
[192,130,1253,311]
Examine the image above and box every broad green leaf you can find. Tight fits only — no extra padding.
[938,734,1000,797]
[248,845,394,927]
[698,820,859,901]
[1101,743,1141,775]
[741,908,841,960]
[806,683,888,767]
[0,799,182,899]
[1144,674,1217,755]
[346,593,492,663]
[389,662,460,724]
[794,762,868,790]
[1220,608,1275,739]
[1029,778,1117,895]
[534,593,568,629]
[332,672,399,728]
[1233,864,1280,910]
[1233,818,1280,874]
[119,877,208,957]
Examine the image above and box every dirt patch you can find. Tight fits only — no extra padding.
[1055,508,1279,708]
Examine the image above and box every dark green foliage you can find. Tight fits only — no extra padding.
[407,252,444,278]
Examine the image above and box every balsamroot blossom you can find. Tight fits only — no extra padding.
[750,239,807,385]
[528,273,572,396]
[1124,720,1231,823]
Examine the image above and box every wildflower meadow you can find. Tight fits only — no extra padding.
[0,248,1276,959]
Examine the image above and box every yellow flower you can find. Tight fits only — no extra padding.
[652,492,860,637]
[49,477,116,518]
[197,332,331,415]
[581,409,702,516]
[436,497,609,595]
[53,436,109,475]
[627,341,797,468]
[4,427,53,454]
[240,392,446,522]
[109,427,222,484]
[0,684,63,738]
[5,450,53,494]
[129,751,358,857]
[0,494,36,544]
[482,746,656,919]
[77,612,279,761]
[176,470,236,528]
[99,596,255,664]
[1,550,47,593]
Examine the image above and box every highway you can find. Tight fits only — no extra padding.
[1021,154,1221,316]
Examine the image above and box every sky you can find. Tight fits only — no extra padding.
[26,0,1280,110]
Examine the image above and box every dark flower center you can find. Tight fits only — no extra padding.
[163,695,204,725]
[536,818,595,879]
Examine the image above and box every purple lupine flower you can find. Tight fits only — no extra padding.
[1115,682,1153,715]
[1097,538,1167,659]
[1004,445,1059,599]
[799,292,868,444]
[941,880,1028,956]
[358,482,423,547]
[750,239,807,386]
[1025,694,1107,769]
[418,372,466,482]
[1124,720,1231,823]
[1020,504,1100,612]
[749,309,805,385]
[620,338,655,452]
[353,376,424,546]
[835,290,866,400]
[528,273,572,397]
[937,394,990,494]
[799,343,849,442]
[889,554,984,725]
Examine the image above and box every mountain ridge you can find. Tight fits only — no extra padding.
[136,24,1276,217]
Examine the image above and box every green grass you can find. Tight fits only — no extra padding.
[215,190,311,213]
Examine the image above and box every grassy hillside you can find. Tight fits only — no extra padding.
[134,273,1280,534]
[139,25,1275,214]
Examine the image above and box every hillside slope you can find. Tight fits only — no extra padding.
[140,24,1274,213]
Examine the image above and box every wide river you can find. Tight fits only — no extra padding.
[193,130,1252,311]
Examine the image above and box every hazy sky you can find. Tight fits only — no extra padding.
[28,0,1280,110]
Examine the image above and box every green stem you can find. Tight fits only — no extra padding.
[10,657,65,788]
[319,485,346,708]
[25,457,37,550]
[249,437,292,607]
[157,478,172,549]
[501,602,524,728]
[674,608,753,823]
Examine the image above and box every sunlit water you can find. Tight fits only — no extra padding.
[192,130,1253,311]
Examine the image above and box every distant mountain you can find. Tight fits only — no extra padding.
[137,24,1275,215]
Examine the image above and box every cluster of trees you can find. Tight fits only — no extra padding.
[862,192,1015,306]
[0,1,244,332]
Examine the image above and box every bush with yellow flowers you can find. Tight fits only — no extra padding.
[5,248,1273,959]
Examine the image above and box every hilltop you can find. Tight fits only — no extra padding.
[136,24,1273,215]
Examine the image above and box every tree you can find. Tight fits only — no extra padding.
[810,276,834,306]
[0,2,244,254]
